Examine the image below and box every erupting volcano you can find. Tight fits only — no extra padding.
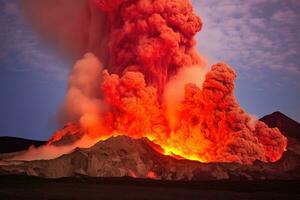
[41,0,288,165]
[1,0,287,168]
[2,1,300,199]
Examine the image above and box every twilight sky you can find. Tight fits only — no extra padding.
[0,0,299,140]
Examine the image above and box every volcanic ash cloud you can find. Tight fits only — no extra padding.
[21,0,287,164]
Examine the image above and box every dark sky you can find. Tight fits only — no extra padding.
[0,0,299,140]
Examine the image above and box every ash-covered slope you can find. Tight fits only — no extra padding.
[1,136,299,181]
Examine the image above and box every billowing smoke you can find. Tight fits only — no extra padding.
[94,0,206,94]
[172,63,287,163]
[58,53,105,138]
[18,0,287,164]
[164,66,207,129]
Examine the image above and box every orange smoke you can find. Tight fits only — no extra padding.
[25,0,286,164]
[58,53,107,138]
[99,62,287,164]
[172,63,287,163]
[93,0,206,95]
[147,171,157,179]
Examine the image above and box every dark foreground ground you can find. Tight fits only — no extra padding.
[0,176,299,200]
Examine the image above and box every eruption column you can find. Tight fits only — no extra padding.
[93,0,205,94]
[44,0,287,164]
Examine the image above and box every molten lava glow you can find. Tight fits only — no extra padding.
[147,171,157,179]
[46,0,287,164]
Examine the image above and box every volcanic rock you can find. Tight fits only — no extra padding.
[0,136,299,181]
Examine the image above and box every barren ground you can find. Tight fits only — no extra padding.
[0,175,299,200]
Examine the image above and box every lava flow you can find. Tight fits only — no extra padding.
[43,0,287,164]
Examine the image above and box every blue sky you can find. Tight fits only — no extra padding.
[0,0,299,140]
[194,0,300,120]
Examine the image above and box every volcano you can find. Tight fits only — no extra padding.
[0,112,299,200]
[1,0,299,199]
[0,0,294,183]
[0,133,299,180]
[1,111,300,180]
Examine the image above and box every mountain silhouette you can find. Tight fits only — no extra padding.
[260,112,300,140]
[0,137,46,154]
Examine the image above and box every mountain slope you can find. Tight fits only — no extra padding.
[1,136,299,180]
[0,112,299,180]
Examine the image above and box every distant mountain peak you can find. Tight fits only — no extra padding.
[265,111,298,122]
[260,111,300,140]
